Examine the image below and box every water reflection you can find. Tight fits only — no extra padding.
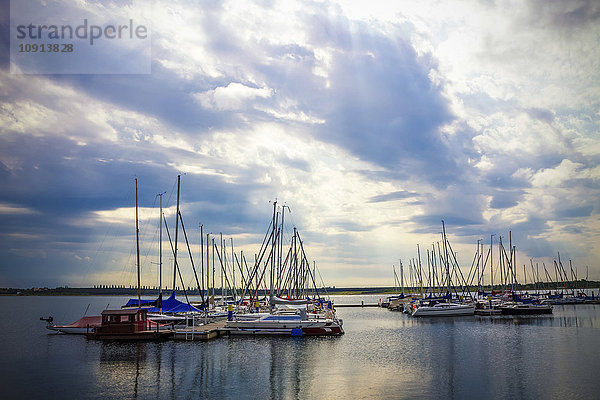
[83,304,600,399]
[3,295,599,399]
[94,343,146,399]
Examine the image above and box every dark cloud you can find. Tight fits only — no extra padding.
[537,0,600,30]
[556,205,594,219]
[314,27,456,181]
[411,215,483,232]
[489,189,526,209]
[526,107,555,123]
[329,220,374,233]
[51,67,229,133]
[369,190,418,203]
[483,168,532,191]
[200,7,468,187]
[562,225,583,235]
[0,0,8,70]
[278,155,311,172]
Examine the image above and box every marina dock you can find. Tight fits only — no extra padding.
[335,303,379,307]
[172,320,228,341]
[475,309,502,316]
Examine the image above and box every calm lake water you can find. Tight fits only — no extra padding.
[1,294,599,399]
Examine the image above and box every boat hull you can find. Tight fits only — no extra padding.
[226,325,344,336]
[45,315,102,335]
[225,314,343,336]
[412,303,475,317]
[48,326,92,334]
[500,305,552,315]
[85,330,173,341]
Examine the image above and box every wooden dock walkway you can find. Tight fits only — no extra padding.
[475,309,502,316]
[172,320,228,341]
[335,304,379,308]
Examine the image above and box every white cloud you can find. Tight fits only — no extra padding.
[530,159,583,187]
[193,83,273,111]
[0,203,38,214]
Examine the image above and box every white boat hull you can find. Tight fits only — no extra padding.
[224,314,343,336]
[48,326,91,334]
[43,315,102,334]
[411,303,475,317]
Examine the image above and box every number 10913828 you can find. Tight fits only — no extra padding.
[19,43,74,53]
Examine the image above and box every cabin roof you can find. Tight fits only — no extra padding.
[101,308,147,316]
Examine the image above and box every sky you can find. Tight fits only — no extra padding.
[1,0,599,289]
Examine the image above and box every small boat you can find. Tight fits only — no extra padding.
[40,315,102,334]
[85,308,172,341]
[499,303,552,315]
[224,312,344,336]
[411,301,475,317]
[224,302,343,336]
[146,312,187,326]
[388,295,412,312]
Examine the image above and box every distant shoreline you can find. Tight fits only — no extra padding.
[2,280,598,296]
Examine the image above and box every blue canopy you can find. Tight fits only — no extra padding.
[123,292,202,313]
[123,298,155,307]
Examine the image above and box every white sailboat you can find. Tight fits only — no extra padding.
[224,306,343,336]
[224,201,343,336]
[409,221,475,317]
[411,301,475,317]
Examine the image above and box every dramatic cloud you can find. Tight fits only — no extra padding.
[1,0,598,288]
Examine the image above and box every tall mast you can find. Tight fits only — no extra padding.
[490,234,495,294]
[499,236,504,291]
[200,224,204,305]
[279,205,289,295]
[158,191,165,311]
[442,220,450,294]
[135,178,141,308]
[212,237,215,303]
[220,232,224,302]
[206,233,210,307]
[231,237,236,299]
[400,259,404,295]
[270,200,277,312]
[173,175,180,291]
[509,231,513,287]
[476,239,481,293]
[417,244,424,294]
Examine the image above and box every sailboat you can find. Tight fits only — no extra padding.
[409,221,475,317]
[121,175,208,328]
[86,178,172,340]
[387,262,410,311]
[410,300,475,317]
[223,201,344,336]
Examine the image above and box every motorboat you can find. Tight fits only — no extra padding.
[224,312,343,336]
[40,315,102,334]
[224,302,343,336]
[411,301,475,317]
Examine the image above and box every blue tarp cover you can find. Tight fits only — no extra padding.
[124,292,202,313]
[124,298,155,307]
